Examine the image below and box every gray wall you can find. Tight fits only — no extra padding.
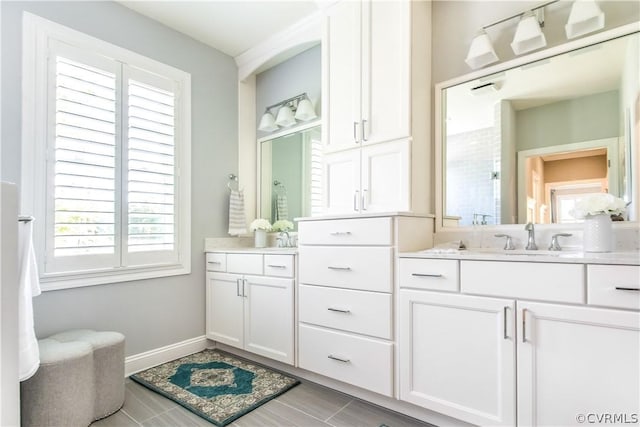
[1,1,238,355]
[256,45,321,139]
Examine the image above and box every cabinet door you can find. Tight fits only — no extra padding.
[244,275,294,365]
[517,301,640,427]
[361,0,411,146]
[207,273,244,348]
[361,140,409,212]
[399,290,516,426]
[324,0,362,153]
[323,148,361,214]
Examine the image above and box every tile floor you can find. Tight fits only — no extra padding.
[91,378,433,427]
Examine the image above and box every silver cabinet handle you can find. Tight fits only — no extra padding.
[327,354,350,363]
[327,266,351,271]
[236,279,241,297]
[522,308,528,343]
[503,306,510,340]
[208,261,221,265]
[242,279,248,298]
[353,190,359,211]
[329,231,352,236]
[361,119,368,142]
[361,189,367,211]
[327,307,351,314]
[353,121,359,143]
[615,287,640,291]
[267,264,287,269]
[411,273,443,278]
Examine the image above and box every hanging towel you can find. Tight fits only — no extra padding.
[228,189,247,236]
[276,194,289,221]
[18,219,41,381]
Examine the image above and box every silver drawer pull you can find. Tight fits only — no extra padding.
[327,354,350,363]
[328,266,352,271]
[267,264,287,269]
[208,261,221,265]
[411,273,443,278]
[329,231,352,236]
[615,287,640,291]
[327,307,351,314]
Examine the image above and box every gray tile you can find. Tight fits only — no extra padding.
[141,406,214,427]
[122,381,178,423]
[91,410,141,427]
[276,381,352,421]
[328,399,432,427]
[233,399,332,427]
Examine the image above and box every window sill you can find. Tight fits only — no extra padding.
[39,264,191,291]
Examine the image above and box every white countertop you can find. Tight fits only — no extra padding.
[295,212,435,222]
[205,247,297,255]
[399,249,640,265]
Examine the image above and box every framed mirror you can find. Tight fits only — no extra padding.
[258,121,321,230]
[436,24,639,228]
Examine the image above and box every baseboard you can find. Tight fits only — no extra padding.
[124,335,209,377]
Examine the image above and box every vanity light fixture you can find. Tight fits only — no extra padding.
[565,0,605,39]
[464,0,606,70]
[257,93,317,132]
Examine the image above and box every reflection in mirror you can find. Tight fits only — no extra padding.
[259,123,321,230]
[442,30,639,226]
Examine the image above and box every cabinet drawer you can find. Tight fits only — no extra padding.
[588,265,640,310]
[299,285,392,339]
[298,246,392,292]
[298,217,392,246]
[461,261,584,304]
[205,253,226,272]
[264,254,295,278]
[298,324,393,396]
[399,258,459,292]
[226,253,263,275]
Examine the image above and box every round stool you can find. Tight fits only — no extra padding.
[48,329,125,420]
[20,338,95,427]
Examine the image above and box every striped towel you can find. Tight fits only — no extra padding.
[228,189,247,236]
[276,194,289,221]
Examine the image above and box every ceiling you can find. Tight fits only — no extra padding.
[117,1,319,58]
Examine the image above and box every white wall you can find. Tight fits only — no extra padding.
[0,1,238,356]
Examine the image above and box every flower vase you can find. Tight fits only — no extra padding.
[583,213,612,252]
[254,229,267,248]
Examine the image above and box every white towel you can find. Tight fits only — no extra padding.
[18,220,41,381]
[276,194,289,221]
[228,189,247,236]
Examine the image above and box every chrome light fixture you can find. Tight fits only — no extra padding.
[511,10,547,55]
[565,0,605,39]
[465,30,499,70]
[257,93,317,132]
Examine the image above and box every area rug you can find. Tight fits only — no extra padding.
[130,349,300,426]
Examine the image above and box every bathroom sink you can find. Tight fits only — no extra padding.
[463,248,581,258]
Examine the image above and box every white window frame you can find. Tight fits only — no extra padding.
[21,12,191,291]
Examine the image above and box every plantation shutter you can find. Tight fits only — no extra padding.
[47,44,121,273]
[310,132,323,216]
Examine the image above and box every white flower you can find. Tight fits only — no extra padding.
[249,218,272,231]
[569,193,627,219]
[272,220,294,232]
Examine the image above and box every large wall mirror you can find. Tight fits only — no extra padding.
[258,122,321,230]
[438,26,639,228]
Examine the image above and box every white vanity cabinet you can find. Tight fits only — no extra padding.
[298,215,432,397]
[398,256,640,427]
[321,0,430,215]
[205,252,295,365]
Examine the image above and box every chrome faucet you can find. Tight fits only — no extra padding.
[277,231,291,248]
[524,222,537,250]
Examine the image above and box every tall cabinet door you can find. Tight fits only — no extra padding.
[323,149,361,214]
[399,290,516,426]
[361,140,409,212]
[361,0,411,146]
[517,302,640,427]
[244,276,295,365]
[206,272,244,348]
[324,0,362,153]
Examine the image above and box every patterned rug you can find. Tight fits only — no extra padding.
[130,349,300,426]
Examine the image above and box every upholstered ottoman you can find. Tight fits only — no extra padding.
[48,329,125,420]
[20,338,95,427]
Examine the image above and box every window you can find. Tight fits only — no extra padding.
[22,13,191,290]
